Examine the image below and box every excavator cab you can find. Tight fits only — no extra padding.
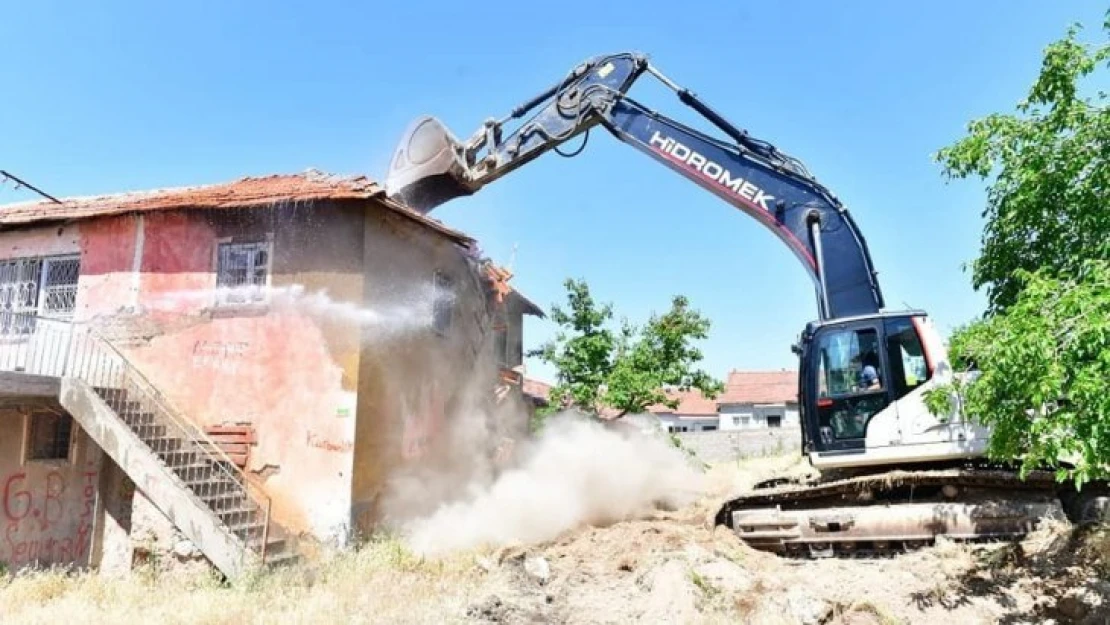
[794,310,986,470]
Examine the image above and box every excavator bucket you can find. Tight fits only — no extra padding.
[384,116,474,214]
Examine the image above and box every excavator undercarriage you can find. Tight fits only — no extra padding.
[714,464,1110,557]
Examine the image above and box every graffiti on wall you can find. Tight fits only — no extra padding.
[191,340,249,373]
[306,431,354,453]
[1,464,98,567]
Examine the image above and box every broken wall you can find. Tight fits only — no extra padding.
[350,207,500,535]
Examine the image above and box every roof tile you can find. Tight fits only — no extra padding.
[647,388,718,417]
[0,169,472,243]
[719,370,798,405]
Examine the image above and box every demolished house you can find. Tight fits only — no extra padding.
[0,169,542,578]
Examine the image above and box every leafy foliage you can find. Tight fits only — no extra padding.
[529,278,723,426]
[921,383,957,424]
[929,13,1110,485]
[935,17,1110,313]
[933,262,1110,484]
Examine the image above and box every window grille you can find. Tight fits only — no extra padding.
[0,255,80,334]
[41,257,80,316]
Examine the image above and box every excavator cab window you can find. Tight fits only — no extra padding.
[883,317,932,400]
[812,323,891,446]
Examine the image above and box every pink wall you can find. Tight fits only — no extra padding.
[138,212,218,302]
[77,216,137,320]
[72,208,361,539]
[0,415,102,570]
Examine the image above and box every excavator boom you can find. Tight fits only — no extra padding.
[385,52,884,321]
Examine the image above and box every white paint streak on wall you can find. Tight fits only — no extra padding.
[130,215,145,309]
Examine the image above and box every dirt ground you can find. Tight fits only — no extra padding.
[3,454,1109,625]
[458,454,1110,625]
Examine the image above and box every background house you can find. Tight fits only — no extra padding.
[0,169,540,576]
[717,370,799,430]
[648,388,720,432]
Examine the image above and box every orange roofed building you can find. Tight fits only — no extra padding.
[646,388,720,432]
[0,169,541,578]
[717,370,799,430]
[523,370,799,434]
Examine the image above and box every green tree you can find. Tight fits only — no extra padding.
[929,13,1110,485]
[936,15,1110,313]
[529,278,723,428]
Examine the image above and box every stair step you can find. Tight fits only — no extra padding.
[217,501,260,517]
[172,459,216,473]
[218,507,261,526]
[160,450,201,468]
[106,399,145,413]
[173,464,220,483]
[200,491,248,510]
[228,519,265,538]
[190,484,245,504]
[146,437,185,454]
[186,473,243,489]
[123,412,158,427]
[129,423,167,440]
[95,388,132,405]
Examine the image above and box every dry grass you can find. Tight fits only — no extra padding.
[0,534,487,625]
[5,455,1109,625]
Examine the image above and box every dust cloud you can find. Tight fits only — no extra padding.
[388,410,707,558]
[148,279,704,557]
[147,283,452,340]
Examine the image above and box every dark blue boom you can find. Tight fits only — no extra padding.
[385,52,885,321]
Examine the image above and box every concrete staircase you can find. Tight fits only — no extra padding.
[4,318,298,581]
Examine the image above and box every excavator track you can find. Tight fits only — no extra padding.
[713,466,1092,558]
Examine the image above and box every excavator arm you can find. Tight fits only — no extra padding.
[385,52,884,320]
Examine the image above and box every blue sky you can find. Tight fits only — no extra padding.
[2,1,1106,384]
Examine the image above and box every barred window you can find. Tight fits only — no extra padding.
[0,258,42,334]
[216,241,270,306]
[41,257,80,316]
[0,255,80,334]
[27,411,73,462]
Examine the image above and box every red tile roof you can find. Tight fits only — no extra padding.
[720,370,798,405]
[647,388,719,417]
[522,377,551,401]
[0,169,473,244]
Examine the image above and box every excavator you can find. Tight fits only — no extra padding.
[383,51,1109,556]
